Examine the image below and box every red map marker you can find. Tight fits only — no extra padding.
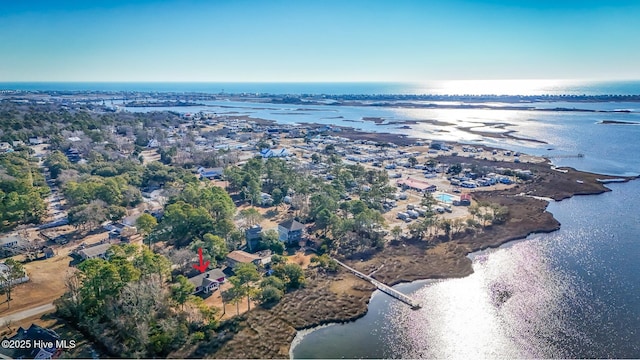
[193,248,210,273]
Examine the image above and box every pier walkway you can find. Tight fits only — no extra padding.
[333,258,422,310]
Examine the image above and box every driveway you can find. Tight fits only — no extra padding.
[0,303,55,324]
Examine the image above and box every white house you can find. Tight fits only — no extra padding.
[0,142,13,152]
[28,137,46,145]
[260,192,273,206]
[197,167,224,179]
[259,148,291,158]
[0,263,29,286]
[0,235,20,248]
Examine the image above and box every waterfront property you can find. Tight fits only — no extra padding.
[188,268,226,294]
[333,258,421,310]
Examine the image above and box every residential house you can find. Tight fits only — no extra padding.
[259,148,291,158]
[197,167,224,180]
[260,192,273,206]
[287,129,305,138]
[65,148,81,163]
[430,142,445,150]
[255,250,272,266]
[105,222,137,241]
[278,219,305,244]
[76,243,112,260]
[188,268,226,294]
[245,225,263,252]
[0,235,20,248]
[43,247,55,259]
[226,250,261,269]
[0,262,29,286]
[0,324,63,359]
[28,136,46,145]
[0,142,13,153]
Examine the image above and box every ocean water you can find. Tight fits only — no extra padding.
[124,98,640,176]
[286,84,640,358]
[3,80,639,358]
[2,79,640,95]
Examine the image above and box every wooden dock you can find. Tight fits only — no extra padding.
[333,259,422,310]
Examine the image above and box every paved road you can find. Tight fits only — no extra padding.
[0,303,55,323]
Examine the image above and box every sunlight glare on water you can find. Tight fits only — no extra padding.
[382,241,587,359]
[410,79,569,96]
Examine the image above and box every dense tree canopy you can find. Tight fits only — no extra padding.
[0,152,48,230]
[55,244,213,358]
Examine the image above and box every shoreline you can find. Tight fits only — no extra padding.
[289,171,636,358]
[121,99,639,358]
[208,144,637,359]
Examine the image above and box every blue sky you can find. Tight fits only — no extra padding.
[1,0,639,82]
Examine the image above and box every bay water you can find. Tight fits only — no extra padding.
[292,180,640,358]
[2,81,639,358]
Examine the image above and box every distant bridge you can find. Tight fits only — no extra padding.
[542,153,584,159]
[333,258,422,310]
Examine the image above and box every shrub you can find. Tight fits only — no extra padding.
[261,286,283,304]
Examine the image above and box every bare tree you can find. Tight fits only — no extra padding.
[0,259,27,309]
[169,248,196,274]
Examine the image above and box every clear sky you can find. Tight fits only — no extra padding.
[1,0,639,82]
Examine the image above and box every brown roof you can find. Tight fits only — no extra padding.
[397,177,436,191]
[226,250,259,263]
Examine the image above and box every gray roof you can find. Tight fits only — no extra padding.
[78,243,112,258]
[279,219,304,232]
[200,167,224,175]
[4,324,60,359]
[188,268,226,289]
[245,225,262,240]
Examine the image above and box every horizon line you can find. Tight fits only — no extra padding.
[2,78,640,84]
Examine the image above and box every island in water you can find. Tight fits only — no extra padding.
[0,91,636,359]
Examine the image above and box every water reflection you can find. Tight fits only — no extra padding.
[382,240,582,359]
[292,182,640,359]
